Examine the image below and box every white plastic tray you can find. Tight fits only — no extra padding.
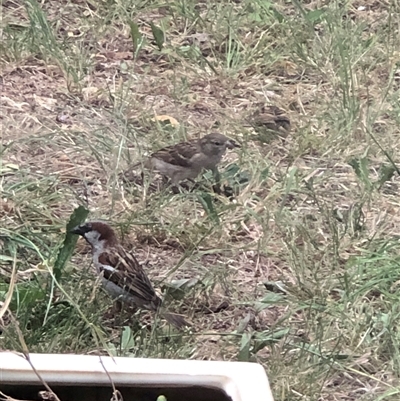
[0,352,274,401]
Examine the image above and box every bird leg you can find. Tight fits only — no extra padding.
[111,300,124,328]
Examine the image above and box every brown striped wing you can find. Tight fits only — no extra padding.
[151,140,199,167]
[98,246,161,309]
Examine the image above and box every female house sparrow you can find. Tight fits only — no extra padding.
[70,221,189,329]
[123,132,240,185]
[246,106,291,143]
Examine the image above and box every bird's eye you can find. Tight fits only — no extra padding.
[213,140,223,146]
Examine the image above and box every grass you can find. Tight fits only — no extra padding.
[1,0,400,399]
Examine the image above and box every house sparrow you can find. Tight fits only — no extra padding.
[70,221,189,329]
[245,105,291,143]
[123,132,240,185]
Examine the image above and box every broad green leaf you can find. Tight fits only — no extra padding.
[349,157,372,190]
[128,21,143,56]
[238,332,252,361]
[150,23,164,51]
[2,282,47,311]
[197,192,220,224]
[254,293,286,312]
[121,326,135,350]
[224,163,241,177]
[271,7,285,23]
[305,9,325,24]
[253,328,290,353]
[377,164,396,189]
[53,205,89,281]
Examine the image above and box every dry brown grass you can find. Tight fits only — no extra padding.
[2,0,400,400]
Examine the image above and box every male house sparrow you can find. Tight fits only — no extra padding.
[71,221,188,329]
[123,132,240,185]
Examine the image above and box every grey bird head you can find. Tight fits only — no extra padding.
[199,132,240,157]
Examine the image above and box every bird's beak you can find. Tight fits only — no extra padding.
[70,225,85,236]
[226,139,241,149]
